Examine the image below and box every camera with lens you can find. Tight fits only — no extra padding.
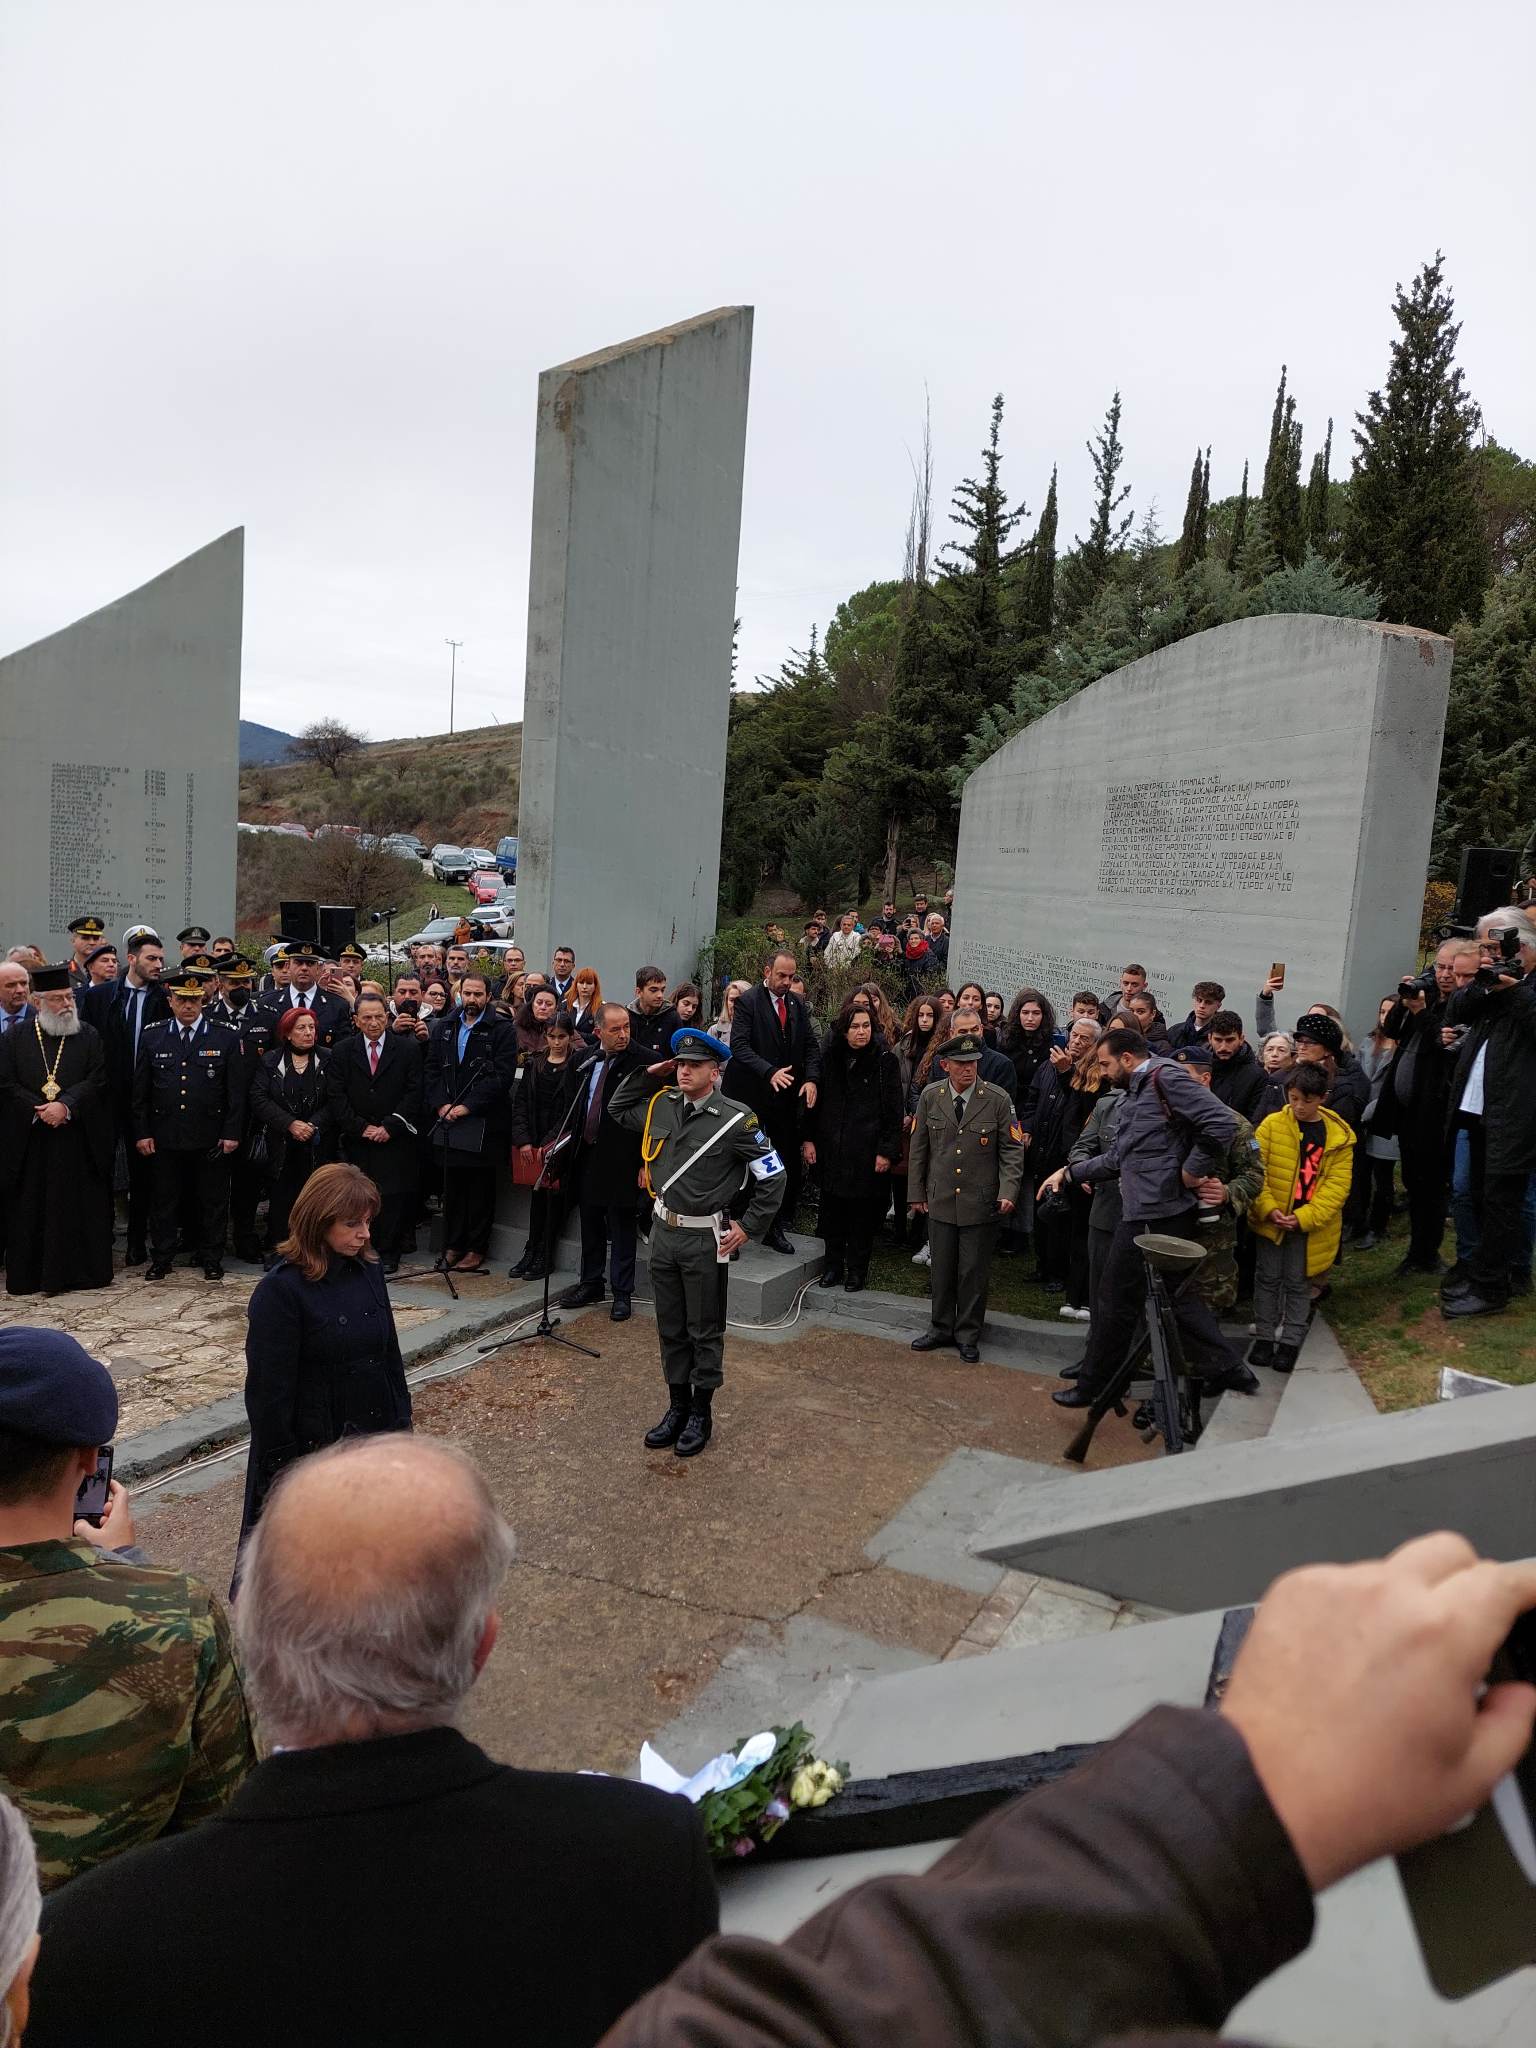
[1472,927,1525,987]
[1398,968,1438,1000]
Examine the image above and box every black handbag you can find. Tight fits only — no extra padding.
[430,1114,487,1154]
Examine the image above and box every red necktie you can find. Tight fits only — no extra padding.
[776,996,788,1032]
[368,1039,380,1075]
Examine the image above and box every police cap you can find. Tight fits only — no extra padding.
[1171,1043,1214,1069]
[670,1027,731,1065]
[0,1328,118,1447]
[164,966,213,998]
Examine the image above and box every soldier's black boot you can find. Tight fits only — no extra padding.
[674,1389,714,1458]
[644,1396,691,1450]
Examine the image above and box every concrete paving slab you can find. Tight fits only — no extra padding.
[973,1380,1536,1611]
[1271,1314,1380,1436]
[864,1448,1059,1594]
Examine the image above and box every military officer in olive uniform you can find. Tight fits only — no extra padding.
[609,1027,787,1458]
[132,966,247,1281]
[908,1029,1025,1362]
[66,914,108,986]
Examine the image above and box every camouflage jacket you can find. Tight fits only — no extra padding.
[0,1540,256,1889]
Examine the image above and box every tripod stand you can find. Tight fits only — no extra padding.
[388,1062,493,1298]
[1062,1234,1207,1464]
[495,1141,599,1361]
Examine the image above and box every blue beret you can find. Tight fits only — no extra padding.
[670,1027,731,1064]
[0,1328,118,1446]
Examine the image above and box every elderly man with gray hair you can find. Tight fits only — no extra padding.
[30,1436,717,2048]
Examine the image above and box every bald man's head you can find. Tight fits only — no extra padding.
[236,1436,514,1748]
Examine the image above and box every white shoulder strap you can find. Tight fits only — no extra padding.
[658,1108,747,1200]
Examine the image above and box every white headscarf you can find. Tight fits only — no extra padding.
[0,1795,39,2047]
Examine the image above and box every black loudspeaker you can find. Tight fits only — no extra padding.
[1453,847,1519,928]
[279,900,320,945]
[319,904,358,957]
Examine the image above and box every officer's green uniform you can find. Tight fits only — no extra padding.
[609,1060,786,1399]
[0,1539,255,1889]
[908,1046,1025,1351]
[1189,1109,1263,1313]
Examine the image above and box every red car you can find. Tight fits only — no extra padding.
[467,870,503,904]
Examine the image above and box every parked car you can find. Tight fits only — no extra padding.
[403,912,514,948]
[463,846,496,870]
[495,835,519,878]
[467,870,503,905]
[386,832,428,859]
[273,821,310,839]
[430,844,473,883]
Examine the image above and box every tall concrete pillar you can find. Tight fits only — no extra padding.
[0,532,243,955]
[516,308,753,994]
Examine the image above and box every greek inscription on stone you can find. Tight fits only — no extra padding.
[1096,774,1297,899]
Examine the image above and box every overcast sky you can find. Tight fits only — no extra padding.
[4,1,1532,740]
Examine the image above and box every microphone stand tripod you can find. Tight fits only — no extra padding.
[488,1071,599,1361]
[388,1054,489,1300]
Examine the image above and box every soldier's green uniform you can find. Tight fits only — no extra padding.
[1188,1109,1263,1313]
[610,1042,786,1453]
[907,1039,1026,1356]
[0,1539,256,1889]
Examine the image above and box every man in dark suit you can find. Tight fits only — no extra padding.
[424,973,515,1273]
[0,961,34,1039]
[560,1003,651,1320]
[260,943,353,1048]
[80,933,171,1265]
[726,948,821,1252]
[328,991,424,1274]
[28,1434,717,2048]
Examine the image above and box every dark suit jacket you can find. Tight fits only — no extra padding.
[79,977,170,1106]
[30,1725,718,2048]
[424,1011,516,1137]
[725,983,821,1126]
[259,986,354,1049]
[326,1032,424,1195]
[569,1043,651,1208]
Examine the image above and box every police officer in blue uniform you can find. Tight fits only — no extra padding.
[132,965,247,1280]
[215,955,277,1262]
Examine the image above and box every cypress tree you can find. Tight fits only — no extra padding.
[1061,390,1133,619]
[1342,253,1493,633]
[941,392,1027,708]
[1017,465,1058,645]
[1262,367,1290,506]
[1226,460,1250,571]
[1174,447,1205,577]
[1305,418,1333,553]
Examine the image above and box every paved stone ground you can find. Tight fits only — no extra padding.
[135,1315,1154,1775]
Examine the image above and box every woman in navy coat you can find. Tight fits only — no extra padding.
[238,1161,411,1552]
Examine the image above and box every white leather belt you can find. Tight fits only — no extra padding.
[654,1203,724,1231]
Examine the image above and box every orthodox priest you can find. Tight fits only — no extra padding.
[0,965,114,1295]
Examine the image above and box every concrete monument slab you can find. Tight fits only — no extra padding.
[516,309,752,991]
[0,532,243,954]
[949,614,1451,1038]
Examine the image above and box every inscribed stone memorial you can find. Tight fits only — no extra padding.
[0,533,243,954]
[516,308,752,990]
[949,615,1451,1036]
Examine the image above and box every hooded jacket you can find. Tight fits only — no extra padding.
[1248,1104,1356,1277]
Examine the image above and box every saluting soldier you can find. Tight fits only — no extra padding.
[66,915,107,987]
[609,1028,787,1458]
[132,966,247,1281]
[908,1029,1025,1362]
[217,956,278,1263]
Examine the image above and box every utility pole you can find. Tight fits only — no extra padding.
[444,639,463,735]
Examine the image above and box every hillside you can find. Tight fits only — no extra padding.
[239,719,521,851]
[238,717,297,765]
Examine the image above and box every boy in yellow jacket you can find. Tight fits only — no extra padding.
[1248,1063,1356,1373]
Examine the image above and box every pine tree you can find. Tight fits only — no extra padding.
[1016,466,1058,646]
[1060,391,1133,619]
[1431,552,1536,872]
[940,393,1027,709]
[1174,446,1212,577]
[1342,252,1493,633]
[1226,461,1250,571]
[1305,419,1333,553]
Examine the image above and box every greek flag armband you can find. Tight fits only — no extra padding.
[749,1148,784,1181]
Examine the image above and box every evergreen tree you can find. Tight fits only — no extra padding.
[1432,552,1536,872]
[1060,391,1133,619]
[1226,460,1250,571]
[1015,465,1058,646]
[1305,419,1333,553]
[1261,367,1291,505]
[1342,252,1493,633]
[1260,366,1306,570]
[941,393,1027,709]
[1174,446,1211,577]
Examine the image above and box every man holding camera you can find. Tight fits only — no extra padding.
[1375,939,1465,1275]
[1439,908,1536,1319]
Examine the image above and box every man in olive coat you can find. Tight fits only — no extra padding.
[908,1030,1025,1361]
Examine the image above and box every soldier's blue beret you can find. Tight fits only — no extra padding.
[0,1328,118,1446]
[671,1027,731,1064]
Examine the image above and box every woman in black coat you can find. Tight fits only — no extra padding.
[238,1161,411,1557]
[1020,1018,1105,1305]
[1001,987,1058,1112]
[803,1001,903,1292]
[507,1011,585,1279]
[248,1006,332,1260]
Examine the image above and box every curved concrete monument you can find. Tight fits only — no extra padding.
[949,613,1451,1036]
[516,308,753,990]
[0,531,243,954]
